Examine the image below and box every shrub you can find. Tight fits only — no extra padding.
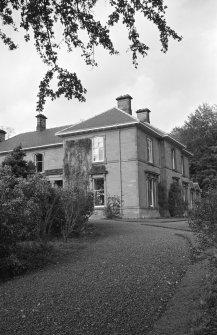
[0,169,60,242]
[158,182,169,217]
[168,182,186,217]
[58,187,94,241]
[189,188,217,248]
[104,195,121,219]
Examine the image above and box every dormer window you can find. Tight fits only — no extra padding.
[92,137,104,162]
[147,138,153,163]
[35,153,44,172]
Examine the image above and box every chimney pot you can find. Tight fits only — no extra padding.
[0,129,6,142]
[116,94,133,115]
[36,113,47,131]
[136,108,151,123]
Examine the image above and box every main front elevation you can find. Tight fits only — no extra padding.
[57,97,194,218]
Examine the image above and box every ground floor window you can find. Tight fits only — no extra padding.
[182,182,188,203]
[93,177,105,206]
[146,174,158,208]
[54,180,63,187]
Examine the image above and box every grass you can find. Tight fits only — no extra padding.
[190,250,217,335]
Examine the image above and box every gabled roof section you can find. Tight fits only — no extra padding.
[56,108,138,136]
[0,125,71,154]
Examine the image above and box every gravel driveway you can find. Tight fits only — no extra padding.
[0,220,192,335]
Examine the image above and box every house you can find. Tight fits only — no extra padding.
[0,94,200,217]
[0,114,70,186]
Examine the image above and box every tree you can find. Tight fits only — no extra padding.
[0,1,182,111]
[170,103,217,190]
[2,145,35,178]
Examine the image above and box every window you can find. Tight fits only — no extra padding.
[181,156,185,175]
[35,153,44,172]
[92,137,104,162]
[93,178,105,206]
[54,180,63,188]
[183,183,188,203]
[171,149,176,170]
[147,137,153,163]
[146,174,158,208]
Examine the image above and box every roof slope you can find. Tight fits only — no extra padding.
[57,108,137,135]
[0,125,70,153]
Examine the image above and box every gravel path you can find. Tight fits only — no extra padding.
[0,220,192,335]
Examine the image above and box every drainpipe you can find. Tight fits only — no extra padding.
[119,129,123,215]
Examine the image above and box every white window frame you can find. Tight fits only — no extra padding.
[35,153,44,173]
[171,149,176,170]
[146,175,158,208]
[92,176,105,207]
[147,137,153,163]
[92,136,104,163]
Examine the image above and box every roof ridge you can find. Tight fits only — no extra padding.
[4,125,71,140]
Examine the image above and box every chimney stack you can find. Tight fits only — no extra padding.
[116,94,133,115]
[136,108,151,123]
[0,129,6,142]
[36,113,47,131]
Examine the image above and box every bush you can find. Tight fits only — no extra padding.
[0,168,61,242]
[168,182,186,217]
[58,187,94,241]
[189,188,217,248]
[158,182,169,217]
[103,195,121,219]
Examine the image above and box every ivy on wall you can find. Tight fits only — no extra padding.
[63,138,92,188]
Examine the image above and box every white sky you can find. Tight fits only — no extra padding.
[0,0,217,136]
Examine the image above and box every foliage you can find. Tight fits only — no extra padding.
[58,187,94,241]
[0,1,182,111]
[158,182,169,216]
[170,103,217,190]
[0,168,59,242]
[189,188,217,248]
[2,145,35,178]
[64,138,92,188]
[168,182,186,217]
[103,195,121,219]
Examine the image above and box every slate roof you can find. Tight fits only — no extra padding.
[56,107,190,153]
[0,125,70,154]
[56,108,137,136]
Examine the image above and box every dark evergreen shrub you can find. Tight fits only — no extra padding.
[158,182,169,217]
[189,188,217,248]
[168,182,186,217]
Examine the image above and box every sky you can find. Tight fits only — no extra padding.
[0,0,217,137]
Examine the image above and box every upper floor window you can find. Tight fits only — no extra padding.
[171,149,176,170]
[35,153,44,172]
[92,137,104,162]
[181,155,185,175]
[147,137,153,163]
